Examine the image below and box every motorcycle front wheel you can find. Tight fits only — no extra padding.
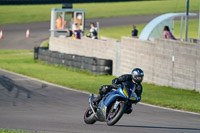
[83,106,96,124]
[106,101,126,126]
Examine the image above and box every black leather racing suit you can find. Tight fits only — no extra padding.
[93,74,143,104]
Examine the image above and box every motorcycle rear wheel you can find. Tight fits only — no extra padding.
[84,106,96,124]
[106,101,126,126]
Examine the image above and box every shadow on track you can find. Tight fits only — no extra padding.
[0,75,48,100]
[0,75,32,98]
[115,124,200,131]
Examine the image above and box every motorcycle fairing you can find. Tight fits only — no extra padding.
[103,88,126,107]
[96,88,125,121]
[96,98,107,121]
[100,82,137,109]
[122,83,137,101]
[95,82,137,121]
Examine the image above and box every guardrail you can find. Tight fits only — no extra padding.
[34,47,112,75]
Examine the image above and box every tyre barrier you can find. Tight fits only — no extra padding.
[34,47,112,75]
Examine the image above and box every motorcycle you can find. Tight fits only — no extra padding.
[83,82,139,126]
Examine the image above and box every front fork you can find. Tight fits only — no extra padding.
[89,94,97,118]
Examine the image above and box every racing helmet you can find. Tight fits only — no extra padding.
[131,68,144,84]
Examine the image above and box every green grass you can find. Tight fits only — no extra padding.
[0,129,29,133]
[0,0,199,25]
[99,24,146,40]
[0,50,115,93]
[0,50,200,113]
[142,84,200,112]
[99,19,199,40]
[41,40,49,47]
[174,19,199,39]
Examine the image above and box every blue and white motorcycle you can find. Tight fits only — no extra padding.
[83,82,140,126]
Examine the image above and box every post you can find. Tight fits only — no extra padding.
[96,22,99,39]
[199,11,200,39]
[50,8,56,37]
[185,0,189,41]
[180,16,183,40]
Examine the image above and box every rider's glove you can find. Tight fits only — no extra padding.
[112,78,119,84]
[136,97,140,101]
[134,97,141,104]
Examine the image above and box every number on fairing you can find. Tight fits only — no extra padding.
[114,101,120,109]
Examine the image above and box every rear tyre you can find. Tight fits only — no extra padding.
[106,102,126,126]
[84,107,96,124]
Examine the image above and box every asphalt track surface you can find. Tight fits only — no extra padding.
[0,69,200,133]
[0,14,175,49]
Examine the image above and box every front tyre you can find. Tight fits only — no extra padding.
[84,107,96,124]
[106,101,126,126]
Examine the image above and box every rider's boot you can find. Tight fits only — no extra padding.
[92,85,111,108]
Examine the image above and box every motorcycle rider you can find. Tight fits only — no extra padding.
[93,68,144,113]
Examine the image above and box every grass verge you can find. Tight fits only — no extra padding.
[0,129,29,133]
[0,50,200,113]
[41,40,49,47]
[0,0,199,25]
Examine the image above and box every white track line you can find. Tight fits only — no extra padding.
[12,79,36,81]
[1,68,199,115]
